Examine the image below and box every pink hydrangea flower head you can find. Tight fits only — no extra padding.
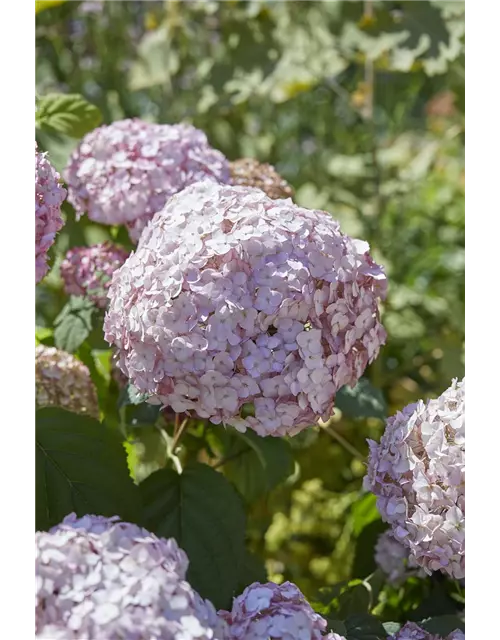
[36,513,229,639]
[36,345,99,418]
[364,378,465,579]
[388,622,464,640]
[36,142,66,283]
[60,242,129,308]
[104,181,387,437]
[63,118,230,242]
[375,530,426,586]
[218,581,342,640]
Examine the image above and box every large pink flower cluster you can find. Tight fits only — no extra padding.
[364,378,465,579]
[104,181,386,437]
[374,530,425,586]
[60,242,129,308]
[35,142,66,283]
[64,119,230,242]
[218,581,345,640]
[36,513,228,639]
[388,622,464,640]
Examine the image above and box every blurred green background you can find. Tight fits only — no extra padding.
[36,0,464,617]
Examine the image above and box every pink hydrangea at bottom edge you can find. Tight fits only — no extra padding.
[36,513,229,639]
[375,530,426,586]
[60,242,129,308]
[104,180,387,437]
[63,118,230,243]
[364,377,465,579]
[218,581,346,640]
[388,622,464,640]
[35,142,66,283]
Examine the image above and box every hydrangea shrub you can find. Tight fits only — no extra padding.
[35,70,465,637]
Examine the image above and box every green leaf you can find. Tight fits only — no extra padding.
[336,378,387,420]
[139,462,246,610]
[351,493,382,537]
[118,382,152,408]
[125,426,168,483]
[35,0,66,14]
[420,615,465,634]
[236,549,267,594]
[54,296,95,354]
[125,403,162,428]
[36,93,102,138]
[344,613,388,640]
[211,427,294,502]
[338,581,372,618]
[412,581,461,621]
[328,620,348,636]
[35,326,53,346]
[382,622,401,634]
[36,408,141,531]
[352,521,387,579]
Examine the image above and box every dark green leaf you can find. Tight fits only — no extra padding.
[420,615,465,634]
[139,462,246,609]
[352,520,387,579]
[328,620,348,636]
[411,581,460,621]
[212,427,294,502]
[125,403,162,428]
[236,549,267,593]
[36,93,102,138]
[53,296,95,353]
[336,378,387,420]
[338,582,372,618]
[36,408,141,531]
[344,613,387,640]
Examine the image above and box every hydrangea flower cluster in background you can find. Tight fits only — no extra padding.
[35,345,99,418]
[60,242,129,308]
[364,378,465,579]
[375,530,426,586]
[105,181,387,437]
[64,119,230,243]
[229,158,294,200]
[388,622,464,640]
[35,142,66,283]
[36,513,229,639]
[218,581,344,640]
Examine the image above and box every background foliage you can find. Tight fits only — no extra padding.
[36,0,465,628]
